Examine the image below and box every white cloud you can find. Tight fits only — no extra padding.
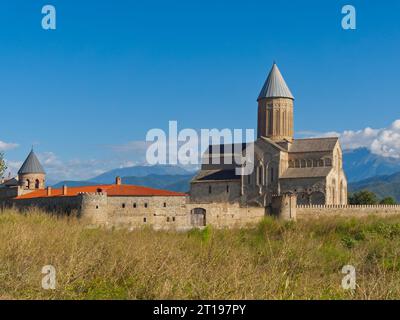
[0,141,18,151]
[300,120,400,159]
[36,152,113,181]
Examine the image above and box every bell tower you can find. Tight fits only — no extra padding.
[257,63,294,142]
[18,149,46,190]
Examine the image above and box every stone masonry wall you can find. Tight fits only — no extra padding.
[296,204,400,219]
[80,193,265,230]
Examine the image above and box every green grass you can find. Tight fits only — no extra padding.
[1,208,400,299]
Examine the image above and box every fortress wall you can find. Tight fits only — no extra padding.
[80,193,265,230]
[296,204,400,219]
[10,196,82,216]
[105,195,189,230]
[186,202,265,228]
[79,193,109,224]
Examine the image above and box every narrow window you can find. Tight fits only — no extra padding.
[163,202,167,207]
[208,186,212,194]
[226,185,229,193]
[35,179,40,189]
[167,217,170,222]
[96,205,99,209]
[143,217,147,223]
[122,203,125,208]
[133,203,137,208]
[172,217,175,222]
[144,203,148,208]
[270,167,274,182]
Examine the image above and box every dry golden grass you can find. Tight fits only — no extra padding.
[1,207,400,299]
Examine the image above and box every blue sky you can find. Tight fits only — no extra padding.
[1,0,400,181]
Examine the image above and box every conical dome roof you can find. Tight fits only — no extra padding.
[258,63,294,100]
[18,150,45,174]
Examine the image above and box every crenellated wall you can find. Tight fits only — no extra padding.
[296,204,400,219]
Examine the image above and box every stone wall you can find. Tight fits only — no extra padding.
[190,181,241,204]
[296,204,400,219]
[186,202,266,228]
[104,195,189,230]
[9,195,82,215]
[80,192,265,230]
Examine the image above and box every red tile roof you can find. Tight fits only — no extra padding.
[15,184,187,199]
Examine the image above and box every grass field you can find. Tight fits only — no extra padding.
[1,208,400,300]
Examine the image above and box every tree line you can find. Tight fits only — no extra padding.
[348,190,396,205]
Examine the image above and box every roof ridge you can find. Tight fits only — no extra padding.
[294,137,339,141]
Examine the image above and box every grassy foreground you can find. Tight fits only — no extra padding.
[1,208,400,299]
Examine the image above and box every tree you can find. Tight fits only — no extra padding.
[0,152,6,178]
[380,197,397,205]
[348,190,378,205]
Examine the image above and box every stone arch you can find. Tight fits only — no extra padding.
[190,208,206,227]
[310,192,325,205]
[296,192,310,205]
[257,164,263,186]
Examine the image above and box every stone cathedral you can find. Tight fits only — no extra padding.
[190,63,348,207]
[0,62,349,229]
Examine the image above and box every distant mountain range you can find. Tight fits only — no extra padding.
[348,172,400,202]
[51,148,400,196]
[89,165,193,184]
[52,165,196,192]
[343,148,400,182]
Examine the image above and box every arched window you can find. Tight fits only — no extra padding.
[26,179,30,189]
[301,160,306,168]
[35,179,40,189]
[307,159,312,167]
[295,160,300,168]
[257,166,263,185]
[270,167,274,182]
